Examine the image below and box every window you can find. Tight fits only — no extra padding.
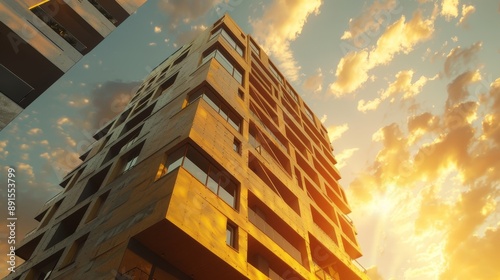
[155,73,178,99]
[268,64,283,85]
[173,48,189,66]
[304,107,314,122]
[233,138,241,154]
[77,166,110,204]
[210,27,244,56]
[202,49,243,84]
[157,145,239,208]
[60,233,89,268]
[226,222,237,248]
[186,87,242,132]
[123,155,138,173]
[250,39,260,55]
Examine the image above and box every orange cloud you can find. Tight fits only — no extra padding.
[327,123,349,142]
[251,0,322,81]
[458,4,476,26]
[444,42,482,78]
[330,10,435,95]
[341,0,401,45]
[303,68,323,93]
[335,147,359,169]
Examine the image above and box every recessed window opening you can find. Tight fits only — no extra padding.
[202,48,243,84]
[210,27,244,56]
[187,87,242,132]
[156,144,239,209]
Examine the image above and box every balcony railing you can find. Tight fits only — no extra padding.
[31,6,87,53]
[248,208,302,264]
[250,111,287,152]
[249,134,288,175]
[117,267,149,280]
[88,0,118,24]
[312,261,340,280]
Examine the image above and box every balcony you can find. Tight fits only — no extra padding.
[248,208,302,265]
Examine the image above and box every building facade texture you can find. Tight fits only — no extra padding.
[0,0,146,130]
[6,15,368,280]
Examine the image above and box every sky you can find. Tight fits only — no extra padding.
[1,0,500,279]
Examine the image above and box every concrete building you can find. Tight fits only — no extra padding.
[7,15,368,280]
[0,0,146,130]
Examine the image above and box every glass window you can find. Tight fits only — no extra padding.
[226,223,237,248]
[166,148,185,173]
[210,28,244,57]
[250,40,260,55]
[123,156,138,173]
[202,49,243,85]
[233,139,241,154]
[218,175,236,208]
[183,148,209,184]
[156,145,239,209]
[207,167,219,194]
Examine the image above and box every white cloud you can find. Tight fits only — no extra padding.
[154,26,162,33]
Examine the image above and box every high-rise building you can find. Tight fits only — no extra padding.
[0,0,146,130]
[6,14,368,280]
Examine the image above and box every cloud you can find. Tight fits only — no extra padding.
[441,0,459,20]
[320,114,327,123]
[0,140,8,159]
[57,117,72,126]
[17,162,35,179]
[446,70,481,108]
[250,0,322,82]
[82,81,140,132]
[158,0,221,30]
[39,147,81,179]
[27,128,42,135]
[303,68,323,93]
[366,266,386,280]
[154,26,162,33]
[440,227,500,279]
[357,98,382,113]
[444,41,482,78]
[327,123,349,142]
[357,70,436,113]
[68,97,89,108]
[148,42,157,46]
[458,4,475,26]
[330,51,370,96]
[330,10,436,95]
[19,143,30,150]
[380,70,434,100]
[335,147,359,169]
[175,24,209,45]
[341,0,401,46]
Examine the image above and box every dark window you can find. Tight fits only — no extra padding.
[77,166,110,204]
